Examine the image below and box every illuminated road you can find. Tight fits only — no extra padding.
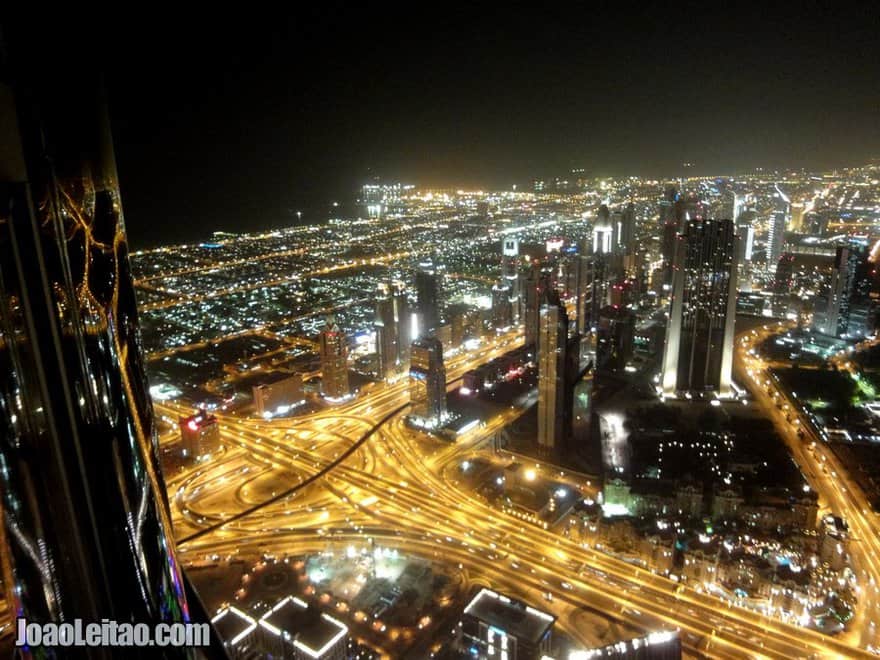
[737,322,880,653]
[160,328,875,658]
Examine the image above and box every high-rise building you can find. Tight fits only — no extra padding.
[614,202,636,256]
[415,260,441,337]
[375,283,399,380]
[0,43,192,636]
[522,263,542,346]
[736,213,755,265]
[393,282,412,368]
[818,246,859,337]
[593,204,614,255]
[179,411,222,458]
[491,280,513,330]
[767,185,790,271]
[570,248,591,337]
[320,317,350,399]
[409,337,447,427]
[501,238,521,322]
[768,254,794,315]
[588,256,609,331]
[595,306,635,371]
[537,290,579,453]
[661,219,739,396]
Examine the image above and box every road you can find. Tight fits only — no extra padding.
[737,322,880,652]
[159,327,874,658]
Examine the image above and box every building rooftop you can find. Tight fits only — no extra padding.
[211,606,257,646]
[462,588,555,645]
[259,596,348,658]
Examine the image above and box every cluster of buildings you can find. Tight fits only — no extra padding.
[212,596,350,660]
[456,588,681,660]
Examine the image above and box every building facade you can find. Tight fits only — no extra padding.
[661,219,739,397]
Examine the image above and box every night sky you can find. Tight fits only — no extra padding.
[95,5,880,247]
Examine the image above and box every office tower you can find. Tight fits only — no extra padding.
[415,260,441,338]
[393,281,412,368]
[661,219,739,396]
[593,205,614,254]
[767,184,790,271]
[537,290,575,453]
[491,280,513,330]
[595,306,635,371]
[821,246,858,337]
[736,215,755,265]
[319,317,350,399]
[614,202,636,256]
[0,45,192,636]
[572,251,591,336]
[767,210,787,272]
[791,202,806,232]
[374,283,398,380]
[179,412,222,458]
[588,256,609,331]
[521,263,542,346]
[501,238,521,322]
[409,336,447,427]
[773,253,795,295]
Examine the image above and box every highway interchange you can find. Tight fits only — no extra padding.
[162,328,878,658]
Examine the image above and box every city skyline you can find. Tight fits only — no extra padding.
[49,4,876,247]
[4,11,880,660]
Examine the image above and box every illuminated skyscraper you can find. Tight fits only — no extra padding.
[593,204,614,255]
[766,184,790,271]
[319,317,350,399]
[661,219,739,396]
[614,202,636,256]
[374,283,398,380]
[501,238,520,322]
[819,246,859,337]
[409,336,447,427]
[537,290,579,454]
[393,282,412,368]
[0,41,192,638]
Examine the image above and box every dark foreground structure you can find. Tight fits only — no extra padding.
[0,27,220,658]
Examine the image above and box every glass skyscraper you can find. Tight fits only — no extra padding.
[0,31,194,655]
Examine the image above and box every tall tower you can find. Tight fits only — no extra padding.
[614,202,636,257]
[491,281,512,330]
[661,219,739,397]
[767,184,790,272]
[415,260,441,338]
[522,263,542,347]
[537,290,570,453]
[501,238,520,322]
[409,336,447,427]
[374,284,398,380]
[320,317,350,399]
[0,39,192,635]
[393,281,412,368]
[824,246,858,337]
